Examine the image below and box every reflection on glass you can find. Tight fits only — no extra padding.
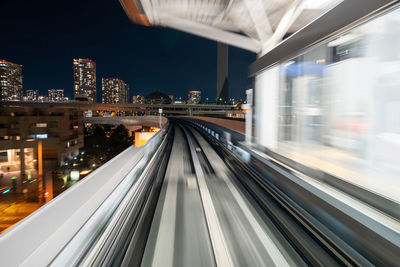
[260,6,400,200]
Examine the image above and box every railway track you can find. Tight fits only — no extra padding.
[64,120,399,267]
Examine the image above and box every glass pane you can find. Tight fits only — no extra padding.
[269,6,400,201]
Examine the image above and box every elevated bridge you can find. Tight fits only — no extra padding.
[0,101,236,116]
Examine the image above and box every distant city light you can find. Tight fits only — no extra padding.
[102,78,129,104]
[36,134,48,139]
[2,189,10,194]
[80,170,92,175]
[70,170,80,181]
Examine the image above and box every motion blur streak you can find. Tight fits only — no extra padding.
[140,121,298,267]
[255,4,400,202]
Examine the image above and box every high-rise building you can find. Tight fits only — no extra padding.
[48,89,64,102]
[102,78,129,104]
[25,89,39,101]
[73,58,96,103]
[188,90,201,104]
[0,60,23,101]
[132,94,144,104]
[217,43,229,104]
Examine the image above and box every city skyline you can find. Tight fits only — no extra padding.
[1,57,242,103]
[1,0,254,102]
[1,52,249,103]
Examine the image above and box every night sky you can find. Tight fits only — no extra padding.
[2,0,255,102]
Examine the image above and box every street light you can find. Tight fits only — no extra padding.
[158,108,162,129]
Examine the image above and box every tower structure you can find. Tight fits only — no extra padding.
[73,58,96,103]
[217,43,228,104]
[0,60,23,101]
[102,78,129,104]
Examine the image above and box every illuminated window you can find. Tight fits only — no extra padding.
[35,123,47,127]
[36,134,48,139]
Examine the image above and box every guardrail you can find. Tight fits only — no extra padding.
[0,121,169,267]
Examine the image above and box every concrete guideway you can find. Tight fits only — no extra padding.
[142,126,215,267]
[186,118,400,266]
[190,128,291,267]
[141,123,296,267]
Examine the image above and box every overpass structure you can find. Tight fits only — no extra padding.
[120,0,341,55]
[83,116,168,128]
[1,0,400,266]
[0,101,235,116]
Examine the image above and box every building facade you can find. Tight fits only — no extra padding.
[0,105,84,188]
[73,58,96,103]
[132,95,144,104]
[25,90,39,101]
[145,91,172,105]
[48,89,64,102]
[187,90,201,104]
[0,60,23,101]
[102,78,129,104]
